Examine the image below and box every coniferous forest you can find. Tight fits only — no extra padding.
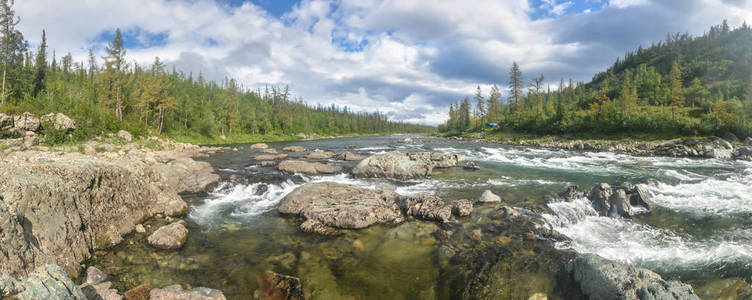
[0,3,432,143]
[441,21,752,139]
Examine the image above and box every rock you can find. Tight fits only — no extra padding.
[151,157,220,194]
[254,154,288,161]
[260,161,278,167]
[135,224,146,233]
[352,151,461,180]
[563,254,699,300]
[299,219,338,235]
[80,281,122,300]
[305,150,335,160]
[588,183,613,216]
[282,146,307,152]
[2,264,87,299]
[723,132,739,143]
[609,188,633,217]
[41,113,75,131]
[401,193,453,222]
[0,113,14,130]
[630,184,653,209]
[461,161,480,170]
[452,199,473,217]
[150,284,226,300]
[277,160,342,175]
[733,146,752,161]
[13,112,41,132]
[279,182,404,232]
[250,143,269,150]
[259,148,278,154]
[479,190,501,203]
[147,221,188,250]
[124,283,151,300]
[117,130,133,142]
[255,271,305,300]
[745,137,752,146]
[85,266,108,285]
[528,293,547,300]
[546,185,585,203]
[295,133,306,139]
[336,151,365,161]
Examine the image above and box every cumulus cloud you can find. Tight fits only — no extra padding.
[14,0,752,125]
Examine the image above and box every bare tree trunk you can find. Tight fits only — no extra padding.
[158,107,165,134]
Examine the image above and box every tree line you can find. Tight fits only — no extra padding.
[0,0,432,141]
[440,21,752,139]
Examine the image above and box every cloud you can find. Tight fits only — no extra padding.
[14,0,752,125]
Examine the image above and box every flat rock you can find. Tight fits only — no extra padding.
[150,284,226,300]
[353,151,461,180]
[479,190,501,203]
[401,193,452,222]
[282,146,307,152]
[259,148,278,154]
[150,158,220,194]
[255,154,288,161]
[336,151,366,161]
[279,182,404,232]
[305,150,335,160]
[40,113,75,131]
[147,221,188,250]
[85,266,108,285]
[250,143,269,149]
[260,161,278,167]
[277,160,342,175]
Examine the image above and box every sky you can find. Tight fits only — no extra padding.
[15,0,752,125]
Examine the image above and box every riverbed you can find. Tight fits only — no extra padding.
[88,135,752,299]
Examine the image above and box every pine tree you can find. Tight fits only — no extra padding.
[103,28,126,121]
[668,59,684,119]
[487,84,501,123]
[474,85,485,127]
[32,29,46,96]
[508,61,523,105]
[0,0,18,105]
[460,97,471,130]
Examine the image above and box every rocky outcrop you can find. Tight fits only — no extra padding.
[479,190,502,203]
[654,137,734,159]
[150,284,226,300]
[250,143,269,150]
[279,182,405,233]
[12,112,41,132]
[562,254,699,299]
[277,160,342,175]
[0,264,86,299]
[733,146,752,161]
[588,183,650,217]
[400,193,453,222]
[255,154,288,161]
[117,130,133,142]
[0,113,13,130]
[255,271,305,300]
[147,221,188,249]
[336,151,365,161]
[40,113,76,131]
[282,146,307,152]
[150,157,220,194]
[305,150,335,160]
[352,151,461,180]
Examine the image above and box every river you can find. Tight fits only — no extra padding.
[89,135,752,299]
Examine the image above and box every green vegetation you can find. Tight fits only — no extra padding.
[0,1,433,144]
[441,21,752,139]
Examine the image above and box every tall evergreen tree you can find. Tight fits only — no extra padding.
[32,29,46,96]
[508,61,523,105]
[474,85,485,126]
[0,0,18,105]
[103,28,126,120]
[667,59,684,119]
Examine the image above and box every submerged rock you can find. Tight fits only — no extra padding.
[259,148,278,154]
[452,199,473,217]
[124,283,151,300]
[279,182,404,232]
[282,146,307,152]
[352,151,461,180]
[479,190,501,203]
[305,150,335,160]
[255,271,305,300]
[250,143,269,150]
[277,160,342,175]
[401,193,453,222]
[461,161,480,170]
[562,254,699,300]
[150,284,226,300]
[147,221,189,250]
[254,154,288,161]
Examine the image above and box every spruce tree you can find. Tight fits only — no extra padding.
[0,0,18,105]
[32,29,46,96]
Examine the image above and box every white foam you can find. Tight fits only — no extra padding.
[190,180,300,225]
[644,173,752,216]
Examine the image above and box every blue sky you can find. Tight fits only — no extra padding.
[16,0,752,125]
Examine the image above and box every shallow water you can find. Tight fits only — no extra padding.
[88,135,752,299]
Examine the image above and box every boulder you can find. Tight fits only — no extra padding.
[80,280,121,300]
[150,157,220,194]
[279,182,404,232]
[630,184,653,209]
[586,183,650,218]
[147,221,188,249]
[305,150,335,160]
[282,146,307,152]
[461,161,481,170]
[124,283,151,300]
[452,199,473,217]
[277,160,342,175]
[0,113,13,130]
[117,130,133,142]
[13,112,40,132]
[336,151,365,161]
[41,113,75,131]
[546,185,585,203]
[150,284,226,300]
[250,143,269,150]
[400,193,453,222]
[255,271,305,300]
[479,190,502,203]
[352,151,461,180]
[745,137,752,146]
[260,161,278,167]
[85,266,108,285]
[254,154,288,161]
[0,264,87,299]
[563,254,699,299]
[588,183,613,216]
[259,148,278,154]
[733,146,752,161]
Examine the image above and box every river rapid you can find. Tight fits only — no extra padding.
[89,135,752,299]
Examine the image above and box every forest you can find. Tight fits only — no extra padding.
[440,21,752,139]
[0,2,432,143]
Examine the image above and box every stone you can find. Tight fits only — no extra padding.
[733,146,752,161]
[2,264,87,299]
[150,284,226,300]
[563,254,699,300]
[259,148,278,154]
[745,137,752,147]
[0,113,14,130]
[85,266,108,285]
[452,199,473,216]
[588,183,613,216]
[305,150,335,160]
[352,151,461,180]
[255,271,305,300]
[609,188,633,217]
[479,190,501,203]
[630,184,653,209]
[260,161,278,167]
[254,154,288,161]
[461,161,480,170]
[546,185,585,203]
[401,193,453,222]
[135,224,146,233]
[336,151,365,161]
[117,130,133,142]
[277,160,342,175]
[279,182,404,232]
[150,157,220,194]
[528,293,547,300]
[41,113,75,131]
[147,221,188,250]
[282,146,307,152]
[80,281,122,300]
[124,283,151,300]
[13,112,41,132]
[250,143,269,149]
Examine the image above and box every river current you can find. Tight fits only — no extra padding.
[90,135,752,299]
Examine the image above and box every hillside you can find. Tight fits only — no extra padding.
[441,21,752,139]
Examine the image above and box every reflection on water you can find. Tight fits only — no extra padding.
[88,135,752,299]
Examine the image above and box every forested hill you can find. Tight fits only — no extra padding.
[0,5,432,143]
[441,21,752,139]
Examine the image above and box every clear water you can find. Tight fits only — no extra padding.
[88,135,752,299]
